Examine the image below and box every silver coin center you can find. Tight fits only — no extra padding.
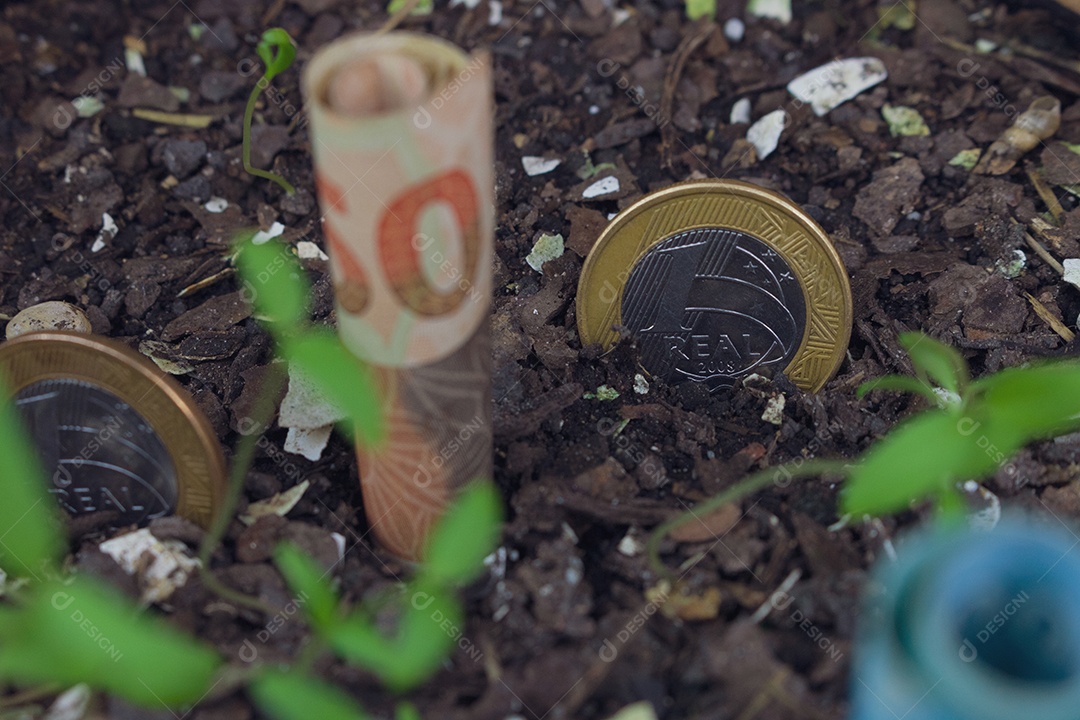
[621,227,807,390]
[15,378,178,524]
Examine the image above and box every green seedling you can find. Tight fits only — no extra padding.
[648,331,1080,577]
[243,28,297,195]
[261,481,501,720]
[684,0,717,21]
[844,332,1080,517]
[248,480,499,720]
[236,234,501,718]
[250,669,374,720]
[0,233,499,715]
[234,234,381,446]
[0,388,221,706]
[387,0,434,16]
[0,388,492,717]
[0,391,61,578]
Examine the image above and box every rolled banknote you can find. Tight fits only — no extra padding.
[302,33,493,560]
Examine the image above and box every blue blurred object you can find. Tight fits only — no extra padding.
[850,517,1080,720]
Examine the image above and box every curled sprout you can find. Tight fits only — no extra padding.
[257,28,297,82]
[243,28,297,195]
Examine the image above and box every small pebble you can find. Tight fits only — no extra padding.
[6,301,92,339]
[252,222,286,246]
[280,188,316,215]
[198,70,247,103]
[522,156,561,176]
[172,174,211,202]
[633,373,650,394]
[730,97,751,124]
[618,534,643,556]
[161,139,206,179]
[248,125,290,169]
[724,17,745,42]
[203,197,228,213]
[761,393,786,425]
[296,241,328,260]
[747,109,786,159]
[582,176,619,199]
[116,75,180,112]
[1063,258,1080,292]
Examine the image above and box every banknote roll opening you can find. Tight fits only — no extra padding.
[303,33,494,560]
[326,55,429,117]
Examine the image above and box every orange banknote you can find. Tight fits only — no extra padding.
[303,32,493,560]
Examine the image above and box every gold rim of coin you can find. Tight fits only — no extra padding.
[576,179,853,393]
[0,331,226,528]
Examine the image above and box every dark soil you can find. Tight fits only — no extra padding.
[3,0,1080,718]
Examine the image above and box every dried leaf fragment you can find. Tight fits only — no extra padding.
[240,479,310,526]
[974,96,1060,175]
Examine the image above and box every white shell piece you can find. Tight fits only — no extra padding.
[787,57,888,116]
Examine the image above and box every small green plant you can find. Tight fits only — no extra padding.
[386,0,434,16]
[236,234,502,718]
[648,332,1080,576]
[682,0,717,19]
[684,0,716,20]
[234,234,382,447]
[844,332,1080,517]
[230,236,502,720]
[0,387,221,706]
[253,481,501,720]
[0,235,500,716]
[243,28,297,195]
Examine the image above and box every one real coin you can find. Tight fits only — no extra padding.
[0,331,226,528]
[577,180,853,393]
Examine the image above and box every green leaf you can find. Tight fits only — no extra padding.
[281,330,383,446]
[857,374,939,404]
[972,361,1080,442]
[330,612,395,672]
[233,235,383,447]
[273,543,340,632]
[948,148,981,170]
[418,482,501,587]
[0,576,219,706]
[235,237,308,327]
[256,29,297,83]
[841,411,999,516]
[0,392,63,577]
[384,584,459,691]
[330,586,460,692]
[899,332,968,393]
[250,670,371,720]
[387,0,434,14]
[396,702,422,720]
[882,105,929,138]
[685,0,716,20]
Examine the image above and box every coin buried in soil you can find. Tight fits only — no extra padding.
[0,332,226,528]
[576,180,852,393]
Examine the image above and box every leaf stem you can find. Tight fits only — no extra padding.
[646,458,851,580]
[198,362,288,616]
[243,79,296,196]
